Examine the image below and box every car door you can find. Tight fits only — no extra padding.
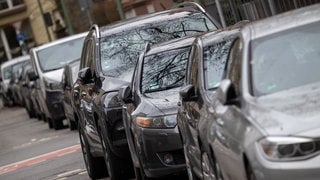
[79,38,101,147]
[212,38,249,178]
[180,44,202,175]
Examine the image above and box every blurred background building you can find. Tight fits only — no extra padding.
[0,0,319,63]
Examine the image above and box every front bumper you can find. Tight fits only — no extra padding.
[250,143,320,180]
[134,125,186,177]
[45,90,65,121]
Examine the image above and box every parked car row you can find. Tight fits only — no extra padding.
[0,2,319,180]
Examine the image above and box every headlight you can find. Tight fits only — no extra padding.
[134,115,177,128]
[44,78,61,91]
[258,137,319,161]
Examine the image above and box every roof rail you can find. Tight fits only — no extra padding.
[174,2,206,13]
[90,24,100,38]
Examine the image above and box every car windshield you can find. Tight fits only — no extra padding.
[100,13,216,79]
[141,47,190,94]
[12,62,25,80]
[3,66,12,80]
[251,22,320,96]
[204,39,234,89]
[37,37,85,72]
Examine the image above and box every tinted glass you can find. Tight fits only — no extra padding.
[141,47,190,93]
[3,66,12,80]
[251,22,320,96]
[12,62,25,80]
[37,37,85,72]
[100,13,216,80]
[204,39,234,89]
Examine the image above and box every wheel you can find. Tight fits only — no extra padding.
[100,133,134,180]
[67,117,77,130]
[52,118,63,130]
[47,118,53,129]
[79,124,107,179]
[184,145,200,180]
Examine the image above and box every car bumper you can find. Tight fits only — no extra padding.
[45,90,65,120]
[134,125,186,177]
[250,143,320,180]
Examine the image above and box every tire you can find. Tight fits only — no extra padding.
[79,125,107,179]
[47,118,53,129]
[52,118,63,130]
[67,117,77,130]
[100,133,134,180]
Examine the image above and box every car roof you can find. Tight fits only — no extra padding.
[243,4,320,40]
[1,55,30,70]
[99,5,216,37]
[30,32,88,52]
[200,21,249,47]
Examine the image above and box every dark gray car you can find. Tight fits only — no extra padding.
[120,36,198,178]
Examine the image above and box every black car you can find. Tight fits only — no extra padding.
[61,60,80,130]
[75,2,220,179]
[177,24,247,180]
[19,60,37,118]
[119,36,196,178]
[9,59,30,106]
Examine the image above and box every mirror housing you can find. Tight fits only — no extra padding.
[179,85,197,102]
[216,79,238,106]
[78,67,93,84]
[27,71,39,81]
[119,85,132,103]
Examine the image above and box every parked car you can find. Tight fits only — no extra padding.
[29,32,87,129]
[19,60,37,118]
[119,36,197,178]
[61,60,80,130]
[206,4,320,180]
[75,2,220,179]
[177,23,247,180]
[0,55,30,107]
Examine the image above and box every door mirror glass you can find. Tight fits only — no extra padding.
[179,85,197,102]
[78,67,93,84]
[119,85,132,103]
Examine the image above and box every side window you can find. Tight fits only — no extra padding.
[226,38,242,96]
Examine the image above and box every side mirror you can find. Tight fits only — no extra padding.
[119,85,132,103]
[27,71,39,81]
[216,79,238,106]
[78,67,93,84]
[179,85,197,102]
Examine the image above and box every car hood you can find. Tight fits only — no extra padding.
[249,82,320,138]
[101,77,130,92]
[43,68,64,82]
[137,88,180,116]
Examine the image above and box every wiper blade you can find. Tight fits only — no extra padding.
[144,84,181,93]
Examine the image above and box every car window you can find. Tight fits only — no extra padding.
[37,36,85,72]
[141,47,190,94]
[3,66,12,80]
[204,39,234,90]
[226,38,242,96]
[251,22,320,96]
[100,13,216,81]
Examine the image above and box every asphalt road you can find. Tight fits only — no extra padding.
[0,105,108,180]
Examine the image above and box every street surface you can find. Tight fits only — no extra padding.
[0,104,108,180]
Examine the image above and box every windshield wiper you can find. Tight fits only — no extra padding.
[144,83,181,93]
